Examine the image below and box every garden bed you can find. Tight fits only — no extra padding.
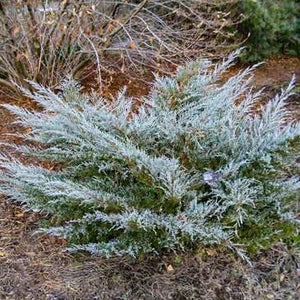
[0,56,299,300]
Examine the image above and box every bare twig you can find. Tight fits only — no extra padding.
[102,0,149,48]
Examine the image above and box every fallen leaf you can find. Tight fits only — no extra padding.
[13,26,20,36]
[206,249,217,256]
[15,211,24,218]
[279,274,285,282]
[0,251,9,258]
[166,264,174,273]
[129,40,137,50]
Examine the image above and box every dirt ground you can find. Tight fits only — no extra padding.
[0,56,299,300]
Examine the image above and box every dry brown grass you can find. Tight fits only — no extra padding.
[0,0,241,99]
[0,198,299,300]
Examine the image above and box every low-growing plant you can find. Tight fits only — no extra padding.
[0,51,299,258]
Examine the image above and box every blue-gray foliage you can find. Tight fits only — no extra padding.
[0,51,299,258]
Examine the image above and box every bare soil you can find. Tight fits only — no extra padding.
[0,56,299,300]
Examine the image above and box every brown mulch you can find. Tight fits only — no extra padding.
[0,200,70,300]
[0,56,299,300]
[252,56,300,88]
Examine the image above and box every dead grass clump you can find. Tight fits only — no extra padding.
[0,0,240,98]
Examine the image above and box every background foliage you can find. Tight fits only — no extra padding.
[0,0,298,97]
[236,0,300,62]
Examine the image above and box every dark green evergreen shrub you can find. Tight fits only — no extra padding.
[0,51,299,258]
[237,0,300,62]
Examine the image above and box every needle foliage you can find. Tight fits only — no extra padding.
[0,51,299,258]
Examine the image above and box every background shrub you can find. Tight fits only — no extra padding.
[0,51,299,258]
[236,0,300,62]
